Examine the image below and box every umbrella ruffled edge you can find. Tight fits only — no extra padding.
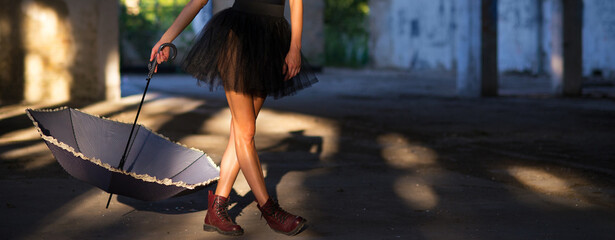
[25,107,220,190]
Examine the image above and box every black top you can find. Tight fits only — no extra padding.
[256,0,285,5]
[233,0,285,17]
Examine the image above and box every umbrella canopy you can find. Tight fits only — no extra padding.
[26,107,219,201]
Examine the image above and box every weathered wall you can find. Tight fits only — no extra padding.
[369,0,615,77]
[498,0,541,73]
[0,0,119,104]
[370,0,456,70]
[583,0,615,78]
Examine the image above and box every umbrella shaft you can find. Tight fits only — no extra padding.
[107,77,151,209]
[105,44,172,208]
[118,77,151,170]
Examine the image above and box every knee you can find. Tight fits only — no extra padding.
[233,123,256,143]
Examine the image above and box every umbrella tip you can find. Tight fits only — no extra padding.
[106,194,113,209]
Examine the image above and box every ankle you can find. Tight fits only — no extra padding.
[255,196,270,207]
[213,189,230,199]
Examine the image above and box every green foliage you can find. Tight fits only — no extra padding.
[325,0,369,36]
[324,0,369,67]
[119,0,192,66]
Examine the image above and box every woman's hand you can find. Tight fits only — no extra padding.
[147,0,209,72]
[283,47,301,81]
[149,42,171,73]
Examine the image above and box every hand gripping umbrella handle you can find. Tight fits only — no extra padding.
[106,43,177,209]
[148,43,177,79]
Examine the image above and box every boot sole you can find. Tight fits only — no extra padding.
[272,219,307,236]
[203,224,244,236]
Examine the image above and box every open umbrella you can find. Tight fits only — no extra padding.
[25,43,219,204]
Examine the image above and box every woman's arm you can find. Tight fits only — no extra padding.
[284,0,303,80]
[150,0,209,65]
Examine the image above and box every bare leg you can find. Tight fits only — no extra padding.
[215,96,265,198]
[213,29,269,201]
[221,91,269,206]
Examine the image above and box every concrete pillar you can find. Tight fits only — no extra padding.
[455,0,498,97]
[0,0,25,104]
[547,0,583,96]
[0,0,120,104]
[97,0,121,101]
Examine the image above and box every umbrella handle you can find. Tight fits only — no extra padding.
[147,43,177,79]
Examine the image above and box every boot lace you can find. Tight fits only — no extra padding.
[263,200,291,223]
[214,198,233,222]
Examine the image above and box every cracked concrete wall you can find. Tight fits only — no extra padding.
[0,0,120,104]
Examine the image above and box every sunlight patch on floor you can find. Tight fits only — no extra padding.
[0,128,41,144]
[377,133,441,210]
[507,165,594,208]
[394,175,439,210]
[508,166,571,194]
[0,142,50,167]
[0,103,64,121]
[378,132,438,169]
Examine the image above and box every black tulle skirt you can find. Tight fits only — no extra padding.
[181,0,318,99]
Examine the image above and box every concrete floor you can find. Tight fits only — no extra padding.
[1,69,614,239]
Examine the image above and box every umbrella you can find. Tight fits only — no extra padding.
[25,43,219,204]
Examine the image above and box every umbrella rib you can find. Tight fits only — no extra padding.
[168,153,207,180]
[125,125,142,162]
[68,109,82,152]
[125,128,150,172]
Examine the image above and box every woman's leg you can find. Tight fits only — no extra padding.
[215,96,266,198]
[223,91,270,206]
[203,93,265,236]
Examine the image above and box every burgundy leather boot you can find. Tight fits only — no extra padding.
[257,198,306,236]
[203,191,244,236]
